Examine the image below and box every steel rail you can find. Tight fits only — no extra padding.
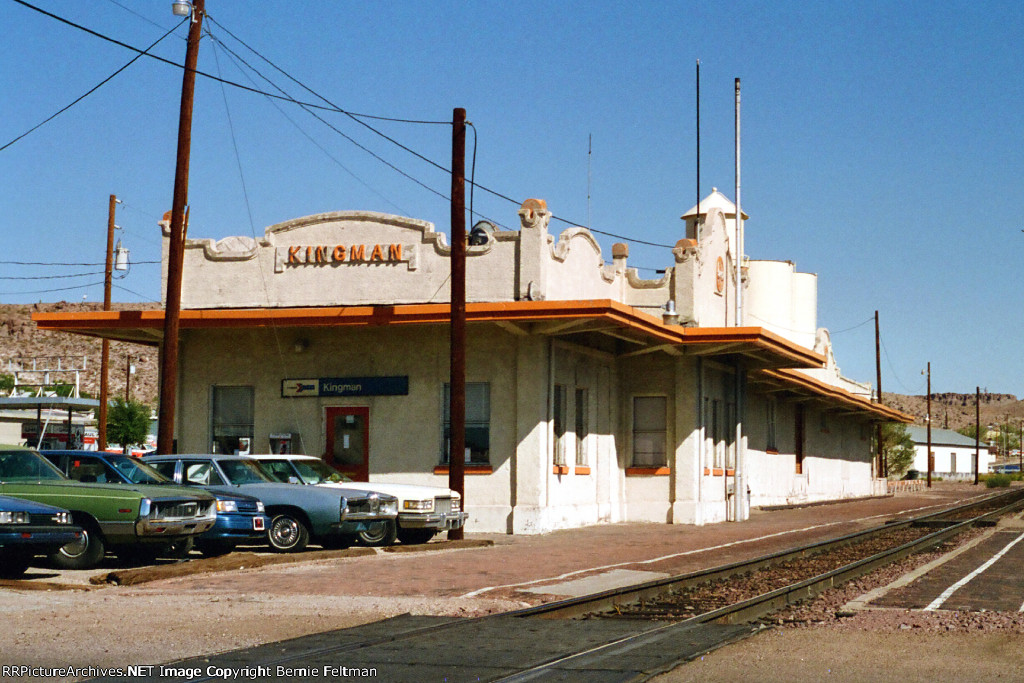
[510,488,1024,620]
[92,489,1024,683]
[489,491,1024,682]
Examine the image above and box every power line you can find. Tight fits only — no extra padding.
[0,260,160,266]
[0,11,184,153]
[0,280,105,296]
[0,270,105,280]
[205,16,671,246]
[205,30,413,217]
[15,0,675,250]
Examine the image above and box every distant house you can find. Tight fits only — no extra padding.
[907,425,992,479]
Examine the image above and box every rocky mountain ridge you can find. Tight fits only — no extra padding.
[0,303,1019,431]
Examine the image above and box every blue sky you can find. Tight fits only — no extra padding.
[2,0,1022,395]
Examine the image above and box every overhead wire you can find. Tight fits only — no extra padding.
[0,10,185,152]
[205,14,670,246]
[205,29,412,217]
[16,0,677,251]
[0,271,105,280]
[0,280,106,296]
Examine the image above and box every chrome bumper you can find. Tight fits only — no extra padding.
[135,513,216,537]
[398,511,468,531]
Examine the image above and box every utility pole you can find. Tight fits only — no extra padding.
[448,107,466,540]
[98,194,118,450]
[157,0,204,455]
[875,310,884,477]
[974,387,980,485]
[926,362,932,488]
[125,355,132,402]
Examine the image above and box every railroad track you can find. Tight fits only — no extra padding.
[91,489,1024,683]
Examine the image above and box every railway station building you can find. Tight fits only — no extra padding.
[36,191,910,534]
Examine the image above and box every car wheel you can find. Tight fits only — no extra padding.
[396,527,437,545]
[195,540,236,557]
[0,551,32,578]
[268,514,309,553]
[357,519,398,547]
[50,522,105,570]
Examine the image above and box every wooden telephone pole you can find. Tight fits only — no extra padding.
[98,194,117,450]
[448,107,466,540]
[157,0,204,455]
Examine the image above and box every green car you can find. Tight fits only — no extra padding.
[0,445,217,569]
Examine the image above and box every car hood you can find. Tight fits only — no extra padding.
[314,481,459,501]
[0,493,67,514]
[205,481,367,504]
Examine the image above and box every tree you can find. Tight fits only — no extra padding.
[105,398,151,453]
[881,422,916,478]
[0,374,13,394]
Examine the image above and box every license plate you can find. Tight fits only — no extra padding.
[253,517,265,531]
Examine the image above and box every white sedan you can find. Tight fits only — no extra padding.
[245,454,467,545]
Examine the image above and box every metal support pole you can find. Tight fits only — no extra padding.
[448,107,467,540]
[926,362,932,488]
[974,387,980,485]
[99,194,116,450]
[157,0,204,455]
[875,311,884,477]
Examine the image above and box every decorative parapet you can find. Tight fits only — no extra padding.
[518,198,551,231]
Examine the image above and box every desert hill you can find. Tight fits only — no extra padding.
[1,302,1019,432]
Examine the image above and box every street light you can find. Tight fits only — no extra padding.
[172,1,193,18]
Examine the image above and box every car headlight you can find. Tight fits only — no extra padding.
[52,511,72,525]
[403,499,434,512]
[450,497,461,513]
[138,498,152,517]
[380,499,398,516]
[216,500,239,513]
[256,501,265,513]
[0,511,30,524]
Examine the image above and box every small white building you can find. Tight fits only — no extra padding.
[37,190,909,533]
[907,425,992,479]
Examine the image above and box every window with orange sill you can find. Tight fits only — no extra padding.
[628,395,668,475]
[438,382,492,474]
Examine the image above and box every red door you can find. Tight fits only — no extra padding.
[325,407,370,481]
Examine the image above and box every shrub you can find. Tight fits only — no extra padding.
[985,474,1012,488]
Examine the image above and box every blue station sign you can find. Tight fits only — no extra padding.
[281,376,409,398]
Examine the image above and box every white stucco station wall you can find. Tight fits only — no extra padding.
[35,193,911,534]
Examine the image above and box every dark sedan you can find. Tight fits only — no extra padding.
[0,494,81,577]
[42,451,268,557]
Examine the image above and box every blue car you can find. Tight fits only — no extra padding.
[0,494,81,577]
[144,454,398,552]
[41,451,268,557]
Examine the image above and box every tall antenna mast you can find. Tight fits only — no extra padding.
[696,59,701,234]
[734,77,743,327]
[587,133,592,229]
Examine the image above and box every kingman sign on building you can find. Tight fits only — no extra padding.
[281,376,410,398]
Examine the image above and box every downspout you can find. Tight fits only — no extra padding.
[696,357,704,525]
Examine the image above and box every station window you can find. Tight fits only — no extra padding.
[442,382,490,465]
[766,397,778,452]
[575,387,589,467]
[632,396,667,467]
[553,384,567,466]
[210,385,254,455]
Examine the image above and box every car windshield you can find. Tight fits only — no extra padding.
[216,459,273,485]
[291,458,351,484]
[105,455,169,484]
[0,449,67,482]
